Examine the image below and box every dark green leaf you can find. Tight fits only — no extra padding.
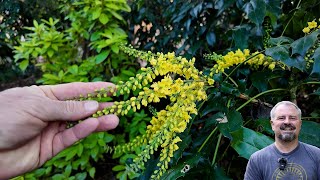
[243,0,266,26]
[250,71,270,92]
[232,25,249,49]
[34,168,46,177]
[43,73,60,81]
[218,110,243,139]
[265,45,306,70]
[220,82,240,96]
[269,37,293,46]
[206,31,216,46]
[212,165,232,180]
[231,127,273,159]
[300,121,320,147]
[161,154,202,179]
[214,0,236,16]
[201,94,228,117]
[291,30,319,56]
[77,143,84,157]
[310,88,320,96]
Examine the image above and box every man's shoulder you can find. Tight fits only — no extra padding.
[250,143,274,159]
[300,141,320,154]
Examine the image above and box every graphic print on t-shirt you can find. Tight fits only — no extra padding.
[272,163,307,180]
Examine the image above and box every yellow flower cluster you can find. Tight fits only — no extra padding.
[302,19,320,34]
[85,47,209,179]
[208,49,276,76]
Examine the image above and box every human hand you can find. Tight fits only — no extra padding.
[0,82,119,179]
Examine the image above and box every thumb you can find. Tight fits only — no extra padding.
[44,100,99,121]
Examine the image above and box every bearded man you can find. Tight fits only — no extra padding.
[244,101,320,180]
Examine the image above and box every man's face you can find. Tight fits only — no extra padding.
[270,104,302,142]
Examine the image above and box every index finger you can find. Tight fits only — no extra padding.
[42,82,115,100]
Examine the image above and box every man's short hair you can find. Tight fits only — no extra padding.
[270,101,302,120]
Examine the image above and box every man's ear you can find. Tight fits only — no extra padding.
[270,120,275,131]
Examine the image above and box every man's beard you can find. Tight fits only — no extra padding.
[278,123,297,142]
[278,133,296,142]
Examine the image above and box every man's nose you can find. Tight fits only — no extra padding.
[284,117,290,123]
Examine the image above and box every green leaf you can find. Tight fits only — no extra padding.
[299,121,320,147]
[112,165,126,171]
[68,65,78,75]
[214,0,236,16]
[250,71,270,92]
[99,13,109,25]
[89,167,96,178]
[291,30,319,56]
[34,168,46,177]
[95,51,110,64]
[104,133,115,143]
[77,143,84,156]
[47,49,54,58]
[265,45,306,70]
[19,60,29,71]
[90,32,101,41]
[201,94,228,117]
[232,25,249,49]
[206,31,216,46]
[243,0,266,26]
[43,74,60,81]
[90,146,99,159]
[161,154,202,179]
[121,69,135,77]
[311,47,320,76]
[75,172,87,180]
[269,36,293,46]
[52,174,66,180]
[111,44,120,53]
[92,8,102,20]
[231,127,273,159]
[64,164,72,177]
[218,110,243,139]
[65,147,78,161]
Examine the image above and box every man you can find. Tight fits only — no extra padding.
[0,82,119,179]
[244,101,320,179]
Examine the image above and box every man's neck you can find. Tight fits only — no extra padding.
[274,140,299,153]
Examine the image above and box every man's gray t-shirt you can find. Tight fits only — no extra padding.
[244,142,320,180]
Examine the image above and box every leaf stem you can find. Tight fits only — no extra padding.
[198,126,218,153]
[281,0,302,36]
[236,88,286,111]
[211,133,222,166]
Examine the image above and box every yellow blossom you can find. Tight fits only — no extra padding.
[303,27,310,33]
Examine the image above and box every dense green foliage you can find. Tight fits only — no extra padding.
[2,0,320,179]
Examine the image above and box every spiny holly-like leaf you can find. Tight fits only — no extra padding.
[311,47,320,76]
[269,36,293,46]
[218,110,243,139]
[243,0,266,26]
[291,30,319,56]
[265,45,306,71]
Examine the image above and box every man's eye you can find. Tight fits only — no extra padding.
[277,117,284,120]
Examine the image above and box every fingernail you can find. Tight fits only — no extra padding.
[84,101,99,112]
